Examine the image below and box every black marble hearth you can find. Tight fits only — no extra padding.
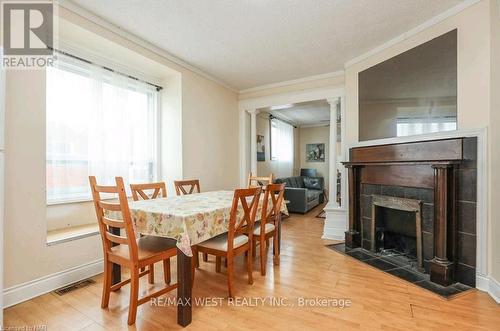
[327,243,472,298]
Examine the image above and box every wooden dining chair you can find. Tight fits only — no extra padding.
[192,187,262,298]
[174,179,201,196]
[250,183,285,276]
[130,182,167,201]
[89,176,177,325]
[130,181,169,281]
[248,172,274,188]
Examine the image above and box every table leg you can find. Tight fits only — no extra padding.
[177,248,192,327]
[278,215,282,254]
[110,226,121,286]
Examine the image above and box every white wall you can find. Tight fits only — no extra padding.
[299,126,330,188]
[181,71,239,191]
[344,0,499,289]
[0,47,5,325]
[256,113,274,177]
[3,6,239,298]
[344,1,491,144]
[488,0,500,284]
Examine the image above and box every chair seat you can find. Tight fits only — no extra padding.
[197,233,248,251]
[110,236,177,261]
[253,223,275,235]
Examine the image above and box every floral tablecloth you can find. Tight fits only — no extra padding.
[127,190,288,256]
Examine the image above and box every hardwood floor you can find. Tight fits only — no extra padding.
[5,205,500,330]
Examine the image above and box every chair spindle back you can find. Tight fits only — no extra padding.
[174,179,201,196]
[130,182,167,201]
[248,173,273,188]
[260,183,285,236]
[89,176,138,260]
[227,187,262,249]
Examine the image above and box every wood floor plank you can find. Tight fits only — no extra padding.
[4,204,499,330]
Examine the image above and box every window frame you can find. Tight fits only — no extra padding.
[45,57,161,206]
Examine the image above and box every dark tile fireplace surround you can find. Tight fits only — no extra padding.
[332,137,477,296]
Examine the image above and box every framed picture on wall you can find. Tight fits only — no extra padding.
[257,135,265,161]
[306,143,325,162]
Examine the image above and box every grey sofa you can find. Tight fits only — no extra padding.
[274,176,324,213]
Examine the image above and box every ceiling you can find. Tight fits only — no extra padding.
[260,100,331,127]
[69,0,466,90]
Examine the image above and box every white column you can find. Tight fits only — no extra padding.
[248,109,259,176]
[322,97,347,241]
[339,96,347,208]
[239,109,249,187]
[326,98,339,208]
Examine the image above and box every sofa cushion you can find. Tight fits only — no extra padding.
[303,177,322,190]
[290,177,302,187]
[306,190,321,202]
[275,177,291,187]
[274,178,285,184]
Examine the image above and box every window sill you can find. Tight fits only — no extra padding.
[47,195,131,206]
[47,197,94,206]
[46,223,100,246]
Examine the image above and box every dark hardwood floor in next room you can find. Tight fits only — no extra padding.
[4,204,500,330]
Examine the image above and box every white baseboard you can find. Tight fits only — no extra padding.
[476,274,500,303]
[3,259,103,308]
[321,230,345,241]
[323,206,348,241]
[490,277,500,303]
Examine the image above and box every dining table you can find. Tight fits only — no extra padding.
[109,190,288,327]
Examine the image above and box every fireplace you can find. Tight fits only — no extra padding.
[342,137,478,288]
[369,195,423,271]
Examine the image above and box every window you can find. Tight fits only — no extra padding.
[46,56,159,204]
[269,117,294,177]
[396,116,457,137]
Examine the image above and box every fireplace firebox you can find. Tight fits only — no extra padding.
[370,195,423,271]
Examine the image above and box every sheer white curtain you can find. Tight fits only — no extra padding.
[46,56,158,203]
[271,118,294,178]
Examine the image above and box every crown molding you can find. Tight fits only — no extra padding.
[239,70,345,94]
[344,0,481,69]
[298,122,330,128]
[58,0,238,92]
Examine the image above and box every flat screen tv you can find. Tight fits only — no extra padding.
[358,29,457,141]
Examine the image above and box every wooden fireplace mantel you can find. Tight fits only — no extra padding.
[342,138,473,286]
